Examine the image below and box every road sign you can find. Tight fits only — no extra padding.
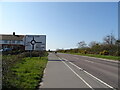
[24,35,46,50]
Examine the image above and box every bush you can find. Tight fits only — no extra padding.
[99,50,109,55]
[2,50,25,55]
[84,50,87,54]
[21,51,48,57]
[115,51,120,56]
[99,52,103,55]
[80,50,87,54]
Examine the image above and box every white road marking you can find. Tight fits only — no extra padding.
[73,57,79,60]
[84,59,94,63]
[73,56,94,63]
[74,55,78,56]
[69,56,94,63]
[69,62,83,70]
[62,58,116,90]
[79,55,118,63]
[58,57,94,90]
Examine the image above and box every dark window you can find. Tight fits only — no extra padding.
[16,41,20,44]
[4,40,8,44]
[12,40,15,44]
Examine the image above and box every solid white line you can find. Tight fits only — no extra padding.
[69,62,83,70]
[83,71,116,90]
[58,57,94,90]
[62,58,84,70]
[62,58,116,90]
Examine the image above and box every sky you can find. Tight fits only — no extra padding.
[0,2,118,50]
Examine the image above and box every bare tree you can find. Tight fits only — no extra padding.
[77,41,87,48]
[116,40,120,46]
[103,34,116,45]
[89,41,100,48]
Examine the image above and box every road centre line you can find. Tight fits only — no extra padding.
[73,57,94,63]
[84,60,94,63]
[73,57,79,60]
[58,57,94,90]
[78,55,118,63]
[62,58,116,90]
[74,55,78,56]
[64,53,118,63]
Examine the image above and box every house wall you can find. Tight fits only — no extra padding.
[0,40,24,50]
[0,40,23,45]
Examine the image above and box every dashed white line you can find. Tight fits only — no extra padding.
[58,57,94,90]
[79,55,118,63]
[73,57,79,60]
[74,55,78,56]
[62,58,116,90]
[84,59,94,63]
[73,56,94,63]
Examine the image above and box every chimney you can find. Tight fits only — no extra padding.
[13,32,15,36]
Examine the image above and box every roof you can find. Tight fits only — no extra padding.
[0,34,25,41]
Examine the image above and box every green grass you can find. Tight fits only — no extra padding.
[66,53,119,61]
[8,57,48,89]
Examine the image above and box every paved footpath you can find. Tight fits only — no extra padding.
[39,53,115,89]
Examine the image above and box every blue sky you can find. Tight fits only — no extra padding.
[0,2,118,50]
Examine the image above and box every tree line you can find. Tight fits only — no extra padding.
[57,34,120,56]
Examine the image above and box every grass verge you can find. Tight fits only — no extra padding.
[66,53,119,61]
[4,57,48,89]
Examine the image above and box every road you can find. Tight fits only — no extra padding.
[40,53,119,89]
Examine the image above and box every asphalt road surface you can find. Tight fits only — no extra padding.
[40,53,119,89]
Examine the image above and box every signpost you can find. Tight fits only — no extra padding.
[24,35,46,57]
[25,35,46,51]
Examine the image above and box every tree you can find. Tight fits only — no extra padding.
[103,34,116,45]
[89,41,100,48]
[48,49,51,52]
[116,40,120,46]
[77,41,87,48]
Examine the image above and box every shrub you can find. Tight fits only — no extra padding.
[99,51,103,55]
[84,50,87,54]
[80,50,87,54]
[2,50,25,55]
[21,51,48,57]
[115,51,120,56]
[99,50,109,55]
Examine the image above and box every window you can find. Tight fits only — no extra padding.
[0,40,2,44]
[12,40,15,44]
[16,41,20,44]
[4,40,8,44]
